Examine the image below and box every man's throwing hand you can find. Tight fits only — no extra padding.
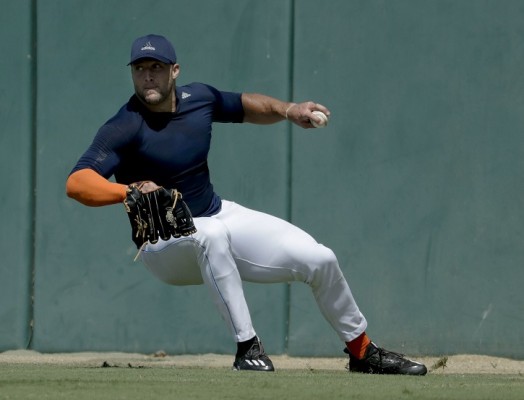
[286,101,331,129]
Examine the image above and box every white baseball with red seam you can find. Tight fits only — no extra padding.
[310,111,328,128]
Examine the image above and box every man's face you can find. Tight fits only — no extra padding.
[131,59,179,108]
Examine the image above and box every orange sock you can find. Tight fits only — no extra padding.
[346,332,371,359]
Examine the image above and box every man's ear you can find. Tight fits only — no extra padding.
[172,64,180,79]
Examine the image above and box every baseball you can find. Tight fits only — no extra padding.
[310,111,328,128]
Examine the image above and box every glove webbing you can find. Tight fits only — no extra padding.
[133,189,183,262]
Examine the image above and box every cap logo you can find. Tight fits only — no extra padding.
[141,41,156,51]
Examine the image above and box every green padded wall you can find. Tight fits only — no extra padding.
[0,0,33,350]
[288,0,524,358]
[1,0,523,359]
[31,0,291,354]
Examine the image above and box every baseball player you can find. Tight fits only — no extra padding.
[66,34,427,375]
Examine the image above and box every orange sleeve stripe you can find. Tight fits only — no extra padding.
[66,168,128,207]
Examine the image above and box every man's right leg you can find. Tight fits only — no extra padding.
[139,216,273,371]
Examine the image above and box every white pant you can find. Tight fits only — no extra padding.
[140,200,367,343]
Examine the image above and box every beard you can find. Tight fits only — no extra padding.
[137,88,166,105]
[135,82,174,106]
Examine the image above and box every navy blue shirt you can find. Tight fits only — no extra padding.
[70,83,244,217]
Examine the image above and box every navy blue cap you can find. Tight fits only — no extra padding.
[128,34,177,65]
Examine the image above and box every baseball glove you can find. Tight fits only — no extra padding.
[124,181,197,249]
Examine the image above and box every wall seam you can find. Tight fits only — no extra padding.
[26,0,38,349]
[284,0,295,355]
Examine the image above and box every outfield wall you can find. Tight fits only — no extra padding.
[1,0,523,359]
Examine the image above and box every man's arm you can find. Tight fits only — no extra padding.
[66,168,127,207]
[241,93,330,129]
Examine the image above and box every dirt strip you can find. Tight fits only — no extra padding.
[1,350,523,375]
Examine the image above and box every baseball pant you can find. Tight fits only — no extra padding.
[140,200,367,343]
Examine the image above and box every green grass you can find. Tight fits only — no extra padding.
[0,365,523,400]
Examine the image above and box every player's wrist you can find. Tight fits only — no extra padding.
[285,103,297,120]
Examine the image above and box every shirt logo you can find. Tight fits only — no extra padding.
[181,91,191,99]
[141,41,156,51]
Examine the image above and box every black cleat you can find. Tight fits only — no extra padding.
[345,342,427,375]
[233,337,275,372]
